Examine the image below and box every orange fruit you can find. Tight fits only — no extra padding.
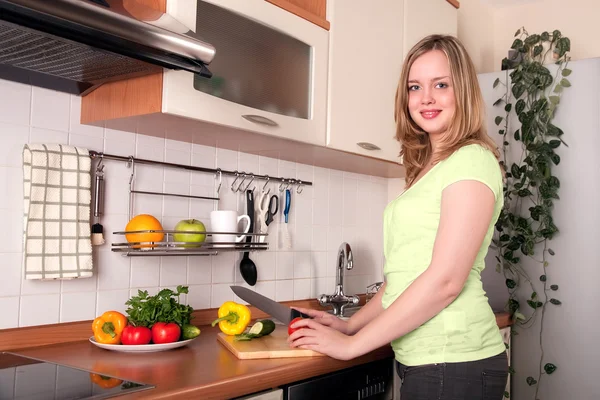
[125,214,164,248]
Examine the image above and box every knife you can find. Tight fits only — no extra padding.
[230,285,310,325]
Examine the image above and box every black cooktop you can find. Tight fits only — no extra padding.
[0,352,154,400]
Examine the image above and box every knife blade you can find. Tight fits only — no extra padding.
[230,285,310,325]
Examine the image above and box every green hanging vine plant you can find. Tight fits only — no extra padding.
[492,27,571,399]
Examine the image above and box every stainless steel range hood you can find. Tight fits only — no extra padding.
[0,0,216,95]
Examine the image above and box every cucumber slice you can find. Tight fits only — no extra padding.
[248,319,276,337]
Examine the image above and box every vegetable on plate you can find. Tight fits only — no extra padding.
[125,285,194,328]
[151,322,181,344]
[92,311,128,345]
[211,301,251,335]
[121,325,152,345]
[182,324,201,340]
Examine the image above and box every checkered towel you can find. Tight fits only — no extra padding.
[22,144,93,280]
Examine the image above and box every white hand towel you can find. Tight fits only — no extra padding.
[22,144,93,280]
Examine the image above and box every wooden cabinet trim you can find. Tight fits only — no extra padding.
[446,0,460,9]
[266,0,330,30]
[80,0,165,124]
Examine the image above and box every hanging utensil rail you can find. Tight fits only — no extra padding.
[89,150,313,190]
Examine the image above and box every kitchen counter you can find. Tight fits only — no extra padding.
[12,312,512,399]
[13,324,393,399]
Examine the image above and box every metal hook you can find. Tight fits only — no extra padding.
[296,180,304,194]
[236,173,248,193]
[262,176,271,194]
[279,179,287,192]
[242,174,256,192]
[285,179,294,190]
[230,171,240,192]
[215,168,222,194]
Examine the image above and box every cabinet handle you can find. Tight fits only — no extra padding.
[242,114,279,127]
[357,142,381,151]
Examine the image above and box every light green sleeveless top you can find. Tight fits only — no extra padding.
[382,144,506,366]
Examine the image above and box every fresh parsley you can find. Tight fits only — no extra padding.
[125,285,193,327]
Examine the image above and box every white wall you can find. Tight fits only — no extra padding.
[459,0,600,73]
[478,57,600,399]
[0,79,387,329]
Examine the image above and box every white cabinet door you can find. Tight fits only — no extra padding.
[326,0,458,163]
[326,0,404,163]
[164,0,329,146]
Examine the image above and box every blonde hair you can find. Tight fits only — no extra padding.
[394,34,500,187]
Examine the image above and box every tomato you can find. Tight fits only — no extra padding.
[288,317,304,335]
[121,325,152,345]
[151,322,181,344]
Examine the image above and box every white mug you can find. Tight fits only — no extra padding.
[210,210,251,244]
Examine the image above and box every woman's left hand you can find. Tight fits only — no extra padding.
[287,318,358,360]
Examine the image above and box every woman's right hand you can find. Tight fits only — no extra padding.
[291,307,350,335]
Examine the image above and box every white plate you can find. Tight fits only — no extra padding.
[89,336,197,353]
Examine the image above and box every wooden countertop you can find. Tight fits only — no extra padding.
[11,313,512,399]
[13,325,392,399]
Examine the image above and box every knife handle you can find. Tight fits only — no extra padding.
[291,309,311,320]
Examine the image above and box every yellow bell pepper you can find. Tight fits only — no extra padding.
[92,311,128,345]
[211,301,251,335]
[89,373,123,389]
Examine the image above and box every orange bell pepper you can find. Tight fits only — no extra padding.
[92,311,128,345]
[89,373,123,389]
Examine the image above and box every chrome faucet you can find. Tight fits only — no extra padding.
[318,242,360,316]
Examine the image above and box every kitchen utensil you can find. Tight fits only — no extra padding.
[239,190,257,285]
[89,336,198,353]
[256,191,278,243]
[281,189,292,249]
[217,327,324,359]
[230,285,309,324]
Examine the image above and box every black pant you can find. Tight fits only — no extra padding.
[396,352,508,400]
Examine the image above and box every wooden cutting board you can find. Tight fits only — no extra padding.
[217,326,325,359]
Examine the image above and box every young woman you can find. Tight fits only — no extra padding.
[288,34,509,400]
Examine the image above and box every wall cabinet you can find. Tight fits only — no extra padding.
[80,0,411,178]
[325,0,457,163]
[164,0,329,147]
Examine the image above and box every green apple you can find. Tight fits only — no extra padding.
[173,219,206,247]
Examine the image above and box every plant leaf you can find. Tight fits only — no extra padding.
[495,116,503,126]
[493,78,500,88]
[544,363,557,374]
[562,68,572,76]
[550,284,559,290]
[526,376,537,386]
[560,78,571,87]
[549,96,560,105]
[550,298,562,305]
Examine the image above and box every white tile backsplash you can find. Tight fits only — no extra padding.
[0,80,31,127]
[19,294,60,327]
[0,80,387,329]
[0,297,19,329]
[31,87,70,132]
